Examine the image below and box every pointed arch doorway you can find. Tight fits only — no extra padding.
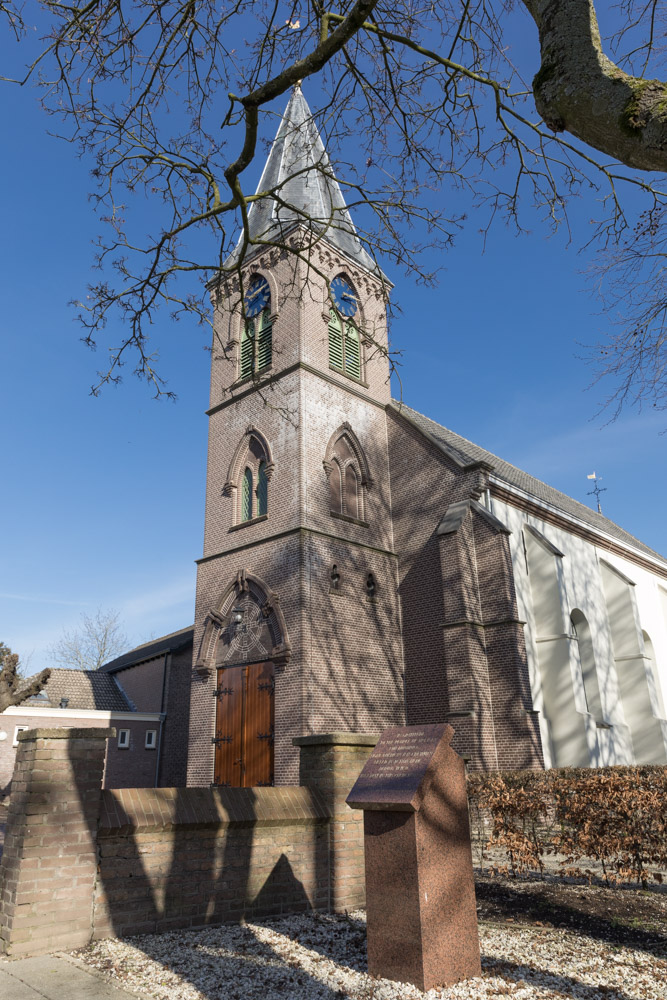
[195,570,291,788]
[213,659,274,787]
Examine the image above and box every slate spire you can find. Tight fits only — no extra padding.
[228,84,381,276]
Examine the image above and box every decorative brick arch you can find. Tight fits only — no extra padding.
[195,569,291,676]
[323,423,372,522]
[224,427,275,523]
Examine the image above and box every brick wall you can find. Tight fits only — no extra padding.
[387,409,543,771]
[112,656,165,712]
[104,719,162,789]
[0,729,377,957]
[0,727,111,956]
[94,786,331,938]
[158,643,193,787]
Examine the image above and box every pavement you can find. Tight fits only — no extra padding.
[0,954,141,1000]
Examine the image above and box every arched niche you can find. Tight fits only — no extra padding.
[570,609,603,722]
[323,423,372,523]
[600,560,667,763]
[524,526,589,767]
[195,570,291,677]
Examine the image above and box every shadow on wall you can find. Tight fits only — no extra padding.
[62,733,361,1000]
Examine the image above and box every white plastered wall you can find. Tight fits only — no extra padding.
[489,493,667,767]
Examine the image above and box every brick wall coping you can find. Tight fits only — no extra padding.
[293,732,380,747]
[99,785,330,833]
[16,726,115,741]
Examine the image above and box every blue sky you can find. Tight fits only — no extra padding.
[2,14,666,670]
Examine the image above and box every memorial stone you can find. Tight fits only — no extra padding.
[346,723,481,990]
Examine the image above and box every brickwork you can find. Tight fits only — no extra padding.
[104,719,162,789]
[387,409,486,729]
[158,643,193,787]
[190,236,402,786]
[0,727,111,957]
[112,656,164,711]
[387,410,543,770]
[94,785,331,937]
[0,729,375,954]
[296,733,378,910]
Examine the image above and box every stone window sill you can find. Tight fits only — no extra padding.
[229,514,268,532]
[330,510,369,529]
[231,367,273,390]
[328,366,369,389]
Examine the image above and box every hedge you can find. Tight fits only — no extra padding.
[466,765,667,888]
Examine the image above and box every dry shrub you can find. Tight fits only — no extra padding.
[467,765,667,888]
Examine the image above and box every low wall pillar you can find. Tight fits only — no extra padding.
[294,732,378,911]
[0,727,112,957]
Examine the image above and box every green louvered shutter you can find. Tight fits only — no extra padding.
[328,310,343,370]
[242,468,253,521]
[256,309,272,371]
[240,321,255,380]
[345,323,361,379]
[257,461,268,516]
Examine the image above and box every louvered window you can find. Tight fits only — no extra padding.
[242,468,253,522]
[345,325,361,379]
[240,322,255,380]
[328,310,361,380]
[240,308,272,380]
[257,461,268,517]
[328,310,344,371]
[256,309,272,372]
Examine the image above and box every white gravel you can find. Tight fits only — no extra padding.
[73,909,666,1000]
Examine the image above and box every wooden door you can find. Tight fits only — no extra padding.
[214,662,274,787]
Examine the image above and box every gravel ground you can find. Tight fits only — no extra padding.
[74,909,666,1000]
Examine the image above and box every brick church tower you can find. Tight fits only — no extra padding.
[187,86,406,785]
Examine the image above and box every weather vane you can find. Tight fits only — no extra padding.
[586,472,607,514]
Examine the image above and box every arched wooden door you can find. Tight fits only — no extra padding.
[213,661,274,786]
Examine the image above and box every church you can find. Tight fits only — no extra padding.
[182,84,667,787]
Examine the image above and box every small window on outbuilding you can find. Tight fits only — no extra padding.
[13,725,29,747]
[118,729,130,749]
[145,730,157,750]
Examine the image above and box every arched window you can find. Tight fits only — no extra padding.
[241,468,253,522]
[328,309,362,380]
[642,631,666,719]
[226,428,274,526]
[345,464,359,519]
[257,461,268,517]
[240,275,272,380]
[323,424,372,525]
[571,609,603,721]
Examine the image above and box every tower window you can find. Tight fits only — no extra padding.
[241,308,272,380]
[257,461,268,517]
[228,430,274,526]
[328,310,362,380]
[242,468,253,522]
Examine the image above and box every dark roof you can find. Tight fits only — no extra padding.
[19,669,131,712]
[390,401,667,565]
[226,85,385,278]
[101,626,194,674]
